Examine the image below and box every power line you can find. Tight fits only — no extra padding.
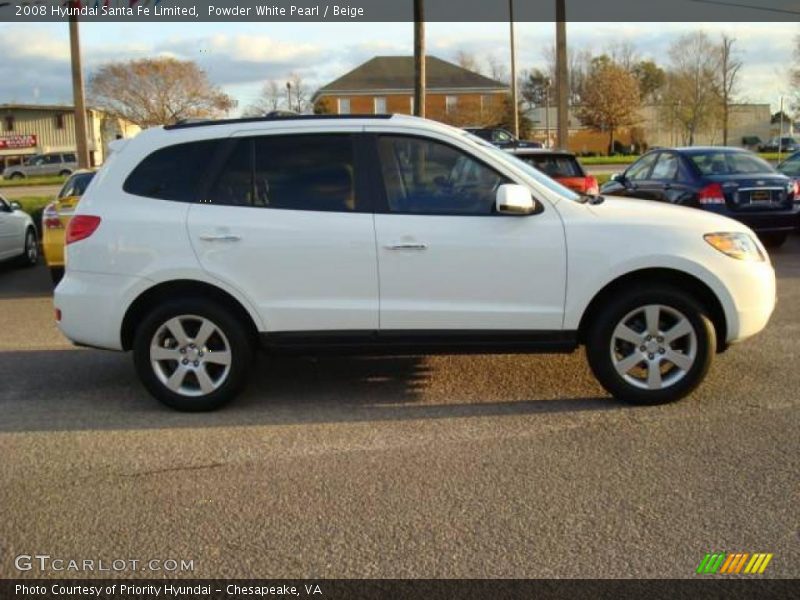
[690,0,800,16]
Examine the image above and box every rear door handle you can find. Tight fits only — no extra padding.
[199,234,241,242]
[385,243,427,251]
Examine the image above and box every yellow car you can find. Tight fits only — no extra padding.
[42,169,96,284]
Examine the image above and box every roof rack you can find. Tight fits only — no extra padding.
[164,113,395,130]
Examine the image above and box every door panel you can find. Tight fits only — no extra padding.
[375,213,567,330]
[372,134,567,331]
[187,133,379,333]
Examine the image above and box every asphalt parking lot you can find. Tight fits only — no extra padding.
[0,241,798,579]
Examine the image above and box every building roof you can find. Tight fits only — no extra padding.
[314,56,508,99]
[0,103,97,113]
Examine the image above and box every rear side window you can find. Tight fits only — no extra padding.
[124,140,217,202]
[208,134,360,212]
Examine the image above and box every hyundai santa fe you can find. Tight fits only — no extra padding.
[55,114,776,411]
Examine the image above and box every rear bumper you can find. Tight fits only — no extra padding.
[707,205,800,233]
[55,270,148,350]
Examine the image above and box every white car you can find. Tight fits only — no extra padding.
[0,194,38,267]
[55,115,776,411]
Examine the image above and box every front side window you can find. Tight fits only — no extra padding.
[626,153,658,181]
[209,134,359,213]
[123,140,217,202]
[378,135,509,215]
[650,153,679,180]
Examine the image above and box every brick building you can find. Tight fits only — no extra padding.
[312,56,509,125]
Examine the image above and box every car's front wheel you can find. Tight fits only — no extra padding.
[586,286,716,405]
[133,299,254,411]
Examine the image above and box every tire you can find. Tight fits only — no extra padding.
[49,267,64,286]
[759,233,787,248]
[133,298,254,411]
[586,285,716,405]
[17,228,38,267]
[8,172,23,180]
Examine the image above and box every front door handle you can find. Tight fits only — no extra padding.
[199,234,241,242]
[385,243,427,251]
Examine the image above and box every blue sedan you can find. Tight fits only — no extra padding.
[600,147,800,247]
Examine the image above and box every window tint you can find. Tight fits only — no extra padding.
[493,130,513,143]
[651,153,678,180]
[63,153,76,163]
[626,153,657,181]
[378,136,509,215]
[0,196,9,212]
[522,154,582,178]
[209,135,359,213]
[689,151,773,176]
[44,155,60,164]
[124,140,217,202]
[59,172,95,199]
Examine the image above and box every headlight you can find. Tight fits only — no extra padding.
[704,232,765,262]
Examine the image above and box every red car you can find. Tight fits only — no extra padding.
[511,149,599,195]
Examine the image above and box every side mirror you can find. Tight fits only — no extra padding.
[496,184,537,215]
[9,201,21,211]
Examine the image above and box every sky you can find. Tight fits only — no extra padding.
[0,21,796,114]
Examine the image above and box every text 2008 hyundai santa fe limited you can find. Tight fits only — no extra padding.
[54,114,776,411]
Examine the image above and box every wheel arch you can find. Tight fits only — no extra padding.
[121,279,260,351]
[576,268,728,352]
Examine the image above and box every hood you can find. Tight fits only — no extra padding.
[588,195,751,234]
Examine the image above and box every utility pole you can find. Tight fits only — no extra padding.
[69,14,90,169]
[555,0,569,150]
[413,0,425,118]
[509,0,519,138]
[779,96,785,161]
[286,82,292,112]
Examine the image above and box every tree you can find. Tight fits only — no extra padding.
[485,54,509,84]
[664,31,720,146]
[715,35,742,145]
[287,72,312,113]
[243,80,284,117]
[520,68,550,110]
[578,62,641,154]
[89,58,235,127]
[544,44,591,105]
[455,50,483,74]
[792,35,800,114]
[632,60,666,103]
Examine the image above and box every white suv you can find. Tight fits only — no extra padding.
[55,115,776,411]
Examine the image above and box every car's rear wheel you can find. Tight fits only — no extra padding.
[133,298,254,411]
[8,172,23,180]
[586,286,716,405]
[17,228,38,267]
[759,232,787,248]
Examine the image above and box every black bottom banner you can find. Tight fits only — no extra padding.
[1,579,798,600]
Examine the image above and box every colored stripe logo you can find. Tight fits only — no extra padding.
[697,552,773,574]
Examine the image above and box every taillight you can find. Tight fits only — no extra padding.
[55,308,62,322]
[65,215,101,245]
[698,183,726,205]
[586,176,600,196]
[42,203,63,229]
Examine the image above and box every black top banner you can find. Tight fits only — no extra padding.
[1,0,799,23]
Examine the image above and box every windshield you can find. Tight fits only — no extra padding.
[463,133,582,202]
[689,151,775,176]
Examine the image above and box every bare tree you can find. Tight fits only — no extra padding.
[664,31,721,146]
[716,34,742,145]
[455,50,483,74]
[89,58,235,127]
[544,44,591,105]
[485,54,509,84]
[793,35,800,114]
[243,80,284,117]
[606,40,639,72]
[287,72,312,113]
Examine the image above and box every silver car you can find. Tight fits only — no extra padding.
[0,194,38,266]
[1,152,78,180]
